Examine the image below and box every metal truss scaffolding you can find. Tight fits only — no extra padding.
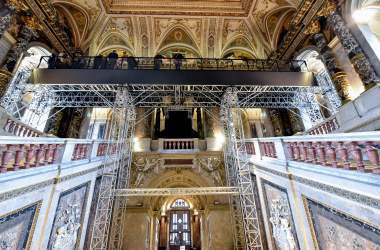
[221,88,263,250]
[114,187,240,196]
[89,87,135,250]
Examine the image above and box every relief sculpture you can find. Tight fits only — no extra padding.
[269,198,296,250]
[48,182,90,250]
[262,180,299,250]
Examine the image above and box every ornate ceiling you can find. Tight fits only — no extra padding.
[51,0,300,58]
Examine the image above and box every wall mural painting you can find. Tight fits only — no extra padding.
[304,198,380,250]
[48,182,90,250]
[262,180,299,250]
[0,201,41,249]
[84,177,102,249]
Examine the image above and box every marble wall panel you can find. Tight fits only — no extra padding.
[83,176,102,250]
[0,201,41,250]
[261,180,299,250]
[304,197,380,250]
[47,182,90,250]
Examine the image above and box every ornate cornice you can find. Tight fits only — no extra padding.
[101,0,253,17]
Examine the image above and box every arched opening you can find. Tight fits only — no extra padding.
[167,198,193,249]
[1,45,52,131]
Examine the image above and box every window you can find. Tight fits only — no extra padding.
[171,199,190,208]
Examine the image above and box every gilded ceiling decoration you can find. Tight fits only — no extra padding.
[36,0,304,57]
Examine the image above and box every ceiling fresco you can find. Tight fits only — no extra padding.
[50,0,299,58]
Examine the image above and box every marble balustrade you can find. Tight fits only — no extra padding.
[245,131,380,174]
[2,118,44,137]
[0,137,115,173]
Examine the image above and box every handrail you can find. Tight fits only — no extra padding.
[0,137,116,173]
[38,56,308,72]
[244,131,380,175]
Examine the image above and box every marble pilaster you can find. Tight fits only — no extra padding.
[313,32,350,102]
[326,8,380,86]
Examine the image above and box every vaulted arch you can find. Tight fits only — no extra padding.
[264,7,296,49]
[156,25,201,57]
[53,1,90,48]
[221,35,256,58]
[96,31,134,56]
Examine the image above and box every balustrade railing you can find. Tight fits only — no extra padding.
[245,132,380,175]
[159,138,198,152]
[3,118,43,137]
[0,137,115,174]
[38,56,307,72]
[306,116,340,135]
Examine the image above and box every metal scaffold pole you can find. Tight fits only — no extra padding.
[89,87,135,250]
[221,88,263,250]
[109,103,136,250]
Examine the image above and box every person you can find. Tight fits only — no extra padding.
[173,53,184,70]
[154,54,164,70]
[117,51,128,69]
[107,50,118,69]
[93,54,103,69]
[127,56,138,70]
[48,53,57,69]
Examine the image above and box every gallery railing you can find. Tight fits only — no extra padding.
[158,138,199,152]
[37,56,308,72]
[0,137,116,173]
[244,131,380,175]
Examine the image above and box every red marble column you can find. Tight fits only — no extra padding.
[193,214,201,249]
[158,215,167,248]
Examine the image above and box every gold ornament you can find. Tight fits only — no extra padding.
[304,19,321,35]
[23,15,41,30]
[317,1,336,17]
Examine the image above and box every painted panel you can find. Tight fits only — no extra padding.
[304,197,380,250]
[0,201,41,250]
[261,180,299,250]
[83,176,102,249]
[48,182,90,250]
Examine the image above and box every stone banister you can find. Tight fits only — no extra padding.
[305,116,340,135]
[159,138,199,153]
[245,131,380,174]
[0,137,115,173]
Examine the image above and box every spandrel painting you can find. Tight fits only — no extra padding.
[305,198,380,250]
[0,201,41,250]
